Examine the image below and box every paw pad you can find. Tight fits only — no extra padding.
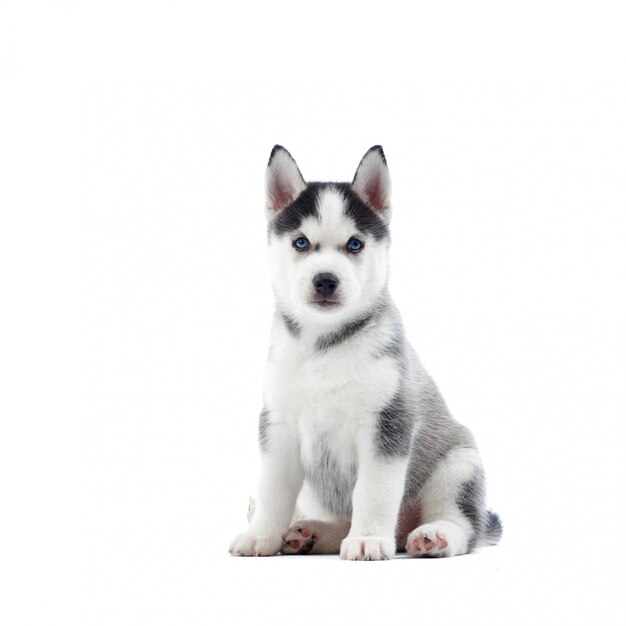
[281,526,318,555]
[407,529,449,556]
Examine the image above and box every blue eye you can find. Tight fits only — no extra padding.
[293,236,310,251]
[347,238,363,253]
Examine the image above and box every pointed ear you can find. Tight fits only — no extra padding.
[265,145,306,217]
[352,145,392,222]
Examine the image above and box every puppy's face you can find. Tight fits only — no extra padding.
[265,146,392,327]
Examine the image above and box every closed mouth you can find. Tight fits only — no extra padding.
[310,297,341,308]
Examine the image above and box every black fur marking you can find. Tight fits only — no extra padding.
[304,437,356,518]
[269,182,389,240]
[353,145,387,170]
[485,510,503,545]
[258,408,270,451]
[376,393,414,457]
[280,311,301,337]
[270,184,321,236]
[315,299,386,352]
[315,313,374,351]
[372,145,387,164]
[456,469,487,551]
[268,144,288,166]
[336,183,389,240]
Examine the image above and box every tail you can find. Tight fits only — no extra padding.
[483,510,503,546]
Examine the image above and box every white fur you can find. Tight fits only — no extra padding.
[341,443,407,560]
[229,147,499,560]
[352,147,392,220]
[265,147,306,216]
[232,186,401,558]
[405,447,480,557]
[229,423,303,556]
[269,188,389,330]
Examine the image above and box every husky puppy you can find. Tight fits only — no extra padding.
[229,146,502,560]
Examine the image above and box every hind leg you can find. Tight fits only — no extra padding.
[406,447,485,558]
[280,481,350,554]
[281,519,350,555]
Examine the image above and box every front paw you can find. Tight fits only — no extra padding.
[229,531,282,557]
[340,536,395,561]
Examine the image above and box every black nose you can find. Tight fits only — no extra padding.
[313,273,338,297]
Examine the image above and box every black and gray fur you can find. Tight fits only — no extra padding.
[237,145,502,559]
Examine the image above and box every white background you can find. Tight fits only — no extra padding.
[1,1,625,624]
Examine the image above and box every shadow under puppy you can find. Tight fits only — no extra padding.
[230,145,501,560]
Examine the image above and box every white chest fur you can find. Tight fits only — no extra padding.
[263,323,401,465]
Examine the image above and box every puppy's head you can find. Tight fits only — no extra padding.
[265,146,392,328]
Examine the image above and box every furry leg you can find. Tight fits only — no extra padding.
[406,447,485,558]
[230,422,303,556]
[281,519,350,555]
[341,432,409,561]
